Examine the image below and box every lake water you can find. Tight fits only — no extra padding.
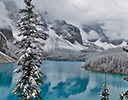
[0,61,128,100]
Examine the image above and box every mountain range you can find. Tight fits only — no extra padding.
[0,0,127,62]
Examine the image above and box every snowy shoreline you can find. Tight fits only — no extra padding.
[83,67,128,75]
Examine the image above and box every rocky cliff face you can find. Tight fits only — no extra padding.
[0,23,15,54]
[0,20,15,55]
[0,50,16,63]
[0,0,104,58]
[0,0,17,41]
[0,27,14,41]
[0,0,103,52]
[0,32,8,52]
[51,20,83,44]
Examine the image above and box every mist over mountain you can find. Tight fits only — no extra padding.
[0,0,128,61]
[31,0,128,41]
[1,0,128,44]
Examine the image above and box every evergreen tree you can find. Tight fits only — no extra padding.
[99,73,110,100]
[12,0,47,99]
[119,44,128,100]
[119,90,128,100]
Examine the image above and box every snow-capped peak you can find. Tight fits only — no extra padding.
[94,40,127,50]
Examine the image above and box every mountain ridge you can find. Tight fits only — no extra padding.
[0,0,127,62]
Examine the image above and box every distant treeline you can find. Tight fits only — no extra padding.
[84,52,128,74]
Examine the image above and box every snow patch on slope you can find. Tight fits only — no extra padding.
[87,30,101,40]
[79,28,88,45]
[120,41,127,47]
[0,51,16,63]
[45,28,85,51]
[93,40,127,50]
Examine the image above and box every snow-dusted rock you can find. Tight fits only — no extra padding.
[51,20,83,44]
[0,32,8,51]
[93,40,127,50]
[0,27,14,41]
[0,51,16,63]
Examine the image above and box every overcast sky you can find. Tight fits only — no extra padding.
[13,0,128,23]
[10,0,128,39]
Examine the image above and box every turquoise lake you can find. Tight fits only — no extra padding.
[0,61,128,100]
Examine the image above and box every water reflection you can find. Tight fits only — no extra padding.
[0,61,128,100]
[52,78,88,98]
[41,61,88,100]
[40,61,128,100]
[0,64,12,87]
[0,63,18,100]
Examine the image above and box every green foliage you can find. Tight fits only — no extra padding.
[12,0,47,100]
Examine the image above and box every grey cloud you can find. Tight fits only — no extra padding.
[12,0,128,40]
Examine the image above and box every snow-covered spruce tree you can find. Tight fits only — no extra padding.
[12,0,46,99]
[119,45,128,100]
[99,73,110,100]
[99,84,110,100]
